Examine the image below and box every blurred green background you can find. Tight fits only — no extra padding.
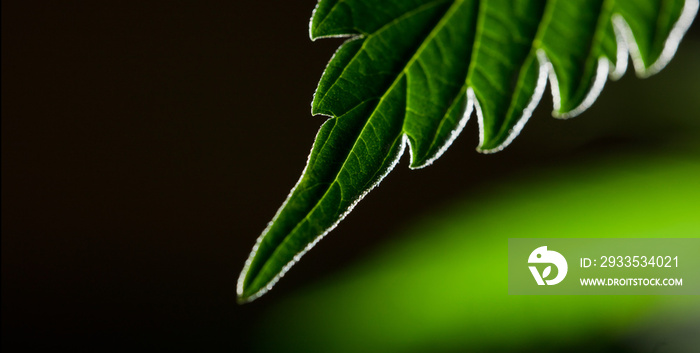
[3,1,699,352]
[258,134,700,353]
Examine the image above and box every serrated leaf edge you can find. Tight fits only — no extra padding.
[237,130,409,303]
[618,0,699,78]
[238,0,698,303]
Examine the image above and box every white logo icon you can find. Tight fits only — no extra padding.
[528,246,568,285]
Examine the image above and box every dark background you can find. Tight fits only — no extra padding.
[2,1,699,351]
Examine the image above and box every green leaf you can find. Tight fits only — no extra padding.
[237,0,698,302]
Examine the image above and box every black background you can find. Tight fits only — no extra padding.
[3,1,699,351]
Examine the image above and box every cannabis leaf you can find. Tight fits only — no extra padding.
[237,0,697,302]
